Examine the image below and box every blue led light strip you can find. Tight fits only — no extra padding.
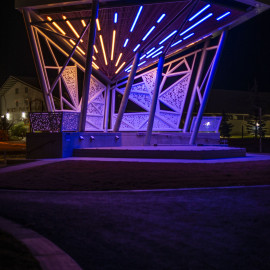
[151,51,163,58]
[125,64,133,72]
[183,32,194,40]
[130,6,143,32]
[146,47,155,54]
[140,54,146,60]
[142,26,156,41]
[123,38,129,47]
[216,11,231,21]
[159,30,177,45]
[171,39,182,47]
[138,61,146,66]
[180,13,213,36]
[157,13,166,23]
[146,46,164,58]
[114,13,118,23]
[189,4,211,21]
[133,44,141,52]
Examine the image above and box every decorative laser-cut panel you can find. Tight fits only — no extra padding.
[62,66,79,109]
[85,77,106,131]
[112,53,194,131]
[62,112,80,131]
[190,116,222,133]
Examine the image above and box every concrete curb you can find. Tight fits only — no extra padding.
[0,216,82,270]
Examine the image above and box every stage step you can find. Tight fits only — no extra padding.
[73,146,246,160]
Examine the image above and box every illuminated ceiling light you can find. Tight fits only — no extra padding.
[157,13,166,23]
[96,19,101,31]
[140,54,146,60]
[115,62,126,74]
[92,62,99,69]
[99,35,108,65]
[180,13,213,36]
[69,39,85,55]
[130,6,143,32]
[216,11,231,21]
[114,12,118,23]
[115,53,123,67]
[123,38,129,47]
[138,61,146,66]
[146,46,164,58]
[171,39,183,47]
[125,64,133,72]
[142,26,156,41]
[146,47,155,54]
[111,30,116,61]
[93,55,96,60]
[81,19,86,27]
[63,15,81,40]
[133,44,141,52]
[183,32,194,40]
[151,50,163,58]
[47,16,66,35]
[94,45,98,53]
[189,4,211,21]
[159,30,177,45]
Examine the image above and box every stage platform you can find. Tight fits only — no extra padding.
[73,146,246,160]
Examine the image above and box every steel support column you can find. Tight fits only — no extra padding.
[113,51,141,132]
[144,55,165,146]
[79,0,99,132]
[189,31,227,145]
[22,8,53,112]
[183,39,210,132]
[104,84,111,132]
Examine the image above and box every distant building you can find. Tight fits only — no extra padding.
[205,89,270,136]
[0,76,45,123]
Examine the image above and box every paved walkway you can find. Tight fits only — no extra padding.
[1,186,270,270]
[1,153,270,174]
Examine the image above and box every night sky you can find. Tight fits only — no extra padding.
[0,2,270,92]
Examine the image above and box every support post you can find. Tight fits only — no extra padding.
[144,55,165,146]
[22,8,53,112]
[189,31,227,145]
[113,51,141,132]
[183,39,210,132]
[104,84,111,132]
[79,0,99,132]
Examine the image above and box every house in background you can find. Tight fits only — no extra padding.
[205,89,270,136]
[0,76,45,123]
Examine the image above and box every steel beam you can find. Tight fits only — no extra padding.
[79,0,99,132]
[189,31,227,145]
[144,55,165,146]
[104,84,111,132]
[183,39,210,132]
[113,51,141,132]
[22,8,53,112]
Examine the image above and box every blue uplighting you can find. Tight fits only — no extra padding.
[159,30,177,45]
[171,39,182,47]
[180,13,213,36]
[146,46,164,58]
[189,4,211,21]
[114,13,118,23]
[138,61,146,66]
[183,32,194,40]
[142,26,156,41]
[130,6,143,32]
[146,47,156,55]
[151,51,163,58]
[216,11,231,21]
[133,44,141,52]
[157,13,166,23]
[123,38,129,47]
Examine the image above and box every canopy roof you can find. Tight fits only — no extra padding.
[15,0,270,84]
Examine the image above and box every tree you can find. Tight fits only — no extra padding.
[246,111,267,138]
[219,111,233,138]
